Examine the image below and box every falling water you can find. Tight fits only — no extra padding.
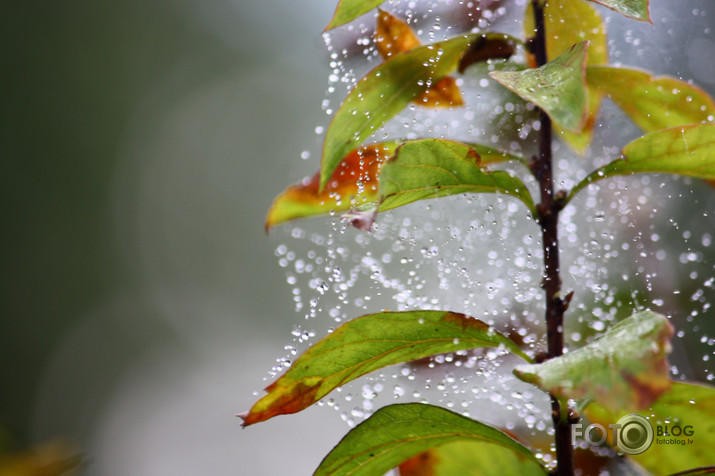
[265,0,715,466]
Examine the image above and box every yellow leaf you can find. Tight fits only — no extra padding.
[376,9,421,58]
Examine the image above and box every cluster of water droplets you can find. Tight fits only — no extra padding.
[262,0,715,466]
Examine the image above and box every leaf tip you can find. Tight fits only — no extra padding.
[342,207,378,231]
[323,17,339,33]
[317,175,328,194]
[635,0,652,23]
[237,411,250,427]
[323,11,342,32]
[512,365,529,381]
[264,213,274,234]
[591,0,651,23]
[264,193,288,231]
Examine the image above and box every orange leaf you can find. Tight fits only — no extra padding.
[375,10,463,109]
[399,451,439,476]
[414,76,463,107]
[265,143,397,230]
[376,9,421,58]
[238,378,323,426]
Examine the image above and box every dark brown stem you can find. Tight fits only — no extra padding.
[531,0,574,474]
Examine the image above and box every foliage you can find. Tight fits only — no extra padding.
[514,311,673,412]
[585,382,715,474]
[314,403,546,476]
[241,311,529,426]
[247,1,715,475]
[489,41,589,132]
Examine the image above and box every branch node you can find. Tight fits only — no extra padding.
[563,290,574,310]
[528,154,540,176]
[534,350,549,363]
[553,290,574,313]
[554,189,567,210]
[567,409,581,424]
[536,203,550,220]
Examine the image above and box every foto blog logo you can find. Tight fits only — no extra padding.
[574,414,654,455]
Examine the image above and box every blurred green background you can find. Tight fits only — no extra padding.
[1,1,350,473]
[2,0,714,475]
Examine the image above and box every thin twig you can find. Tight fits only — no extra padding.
[531,0,574,474]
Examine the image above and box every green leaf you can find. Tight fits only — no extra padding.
[524,0,608,153]
[324,0,384,31]
[514,311,673,413]
[265,141,526,230]
[587,66,715,132]
[240,310,529,426]
[489,42,588,132]
[315,403,544,476]
[585,0,650,22]
[320,35,475,190]
[569,123,715,201]
[378,139,536,216]
[585,382,715,474]
[398,439,548,476]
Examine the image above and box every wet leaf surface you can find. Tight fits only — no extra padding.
[375,9,421,58]
[376,10,463,108]
[587,66,715,132]
[585,0,650,22]
[378,139,535,216]
[315,403,542,476]
[320,34,476,189]
[240,310,529,426]
[524,0,608,152]
[514,311,673,412]
[324,0,384,31]
[489,42,588,133]
[398,439,547,476]
[585,382,715,475]
[570,123,715,200]
[267,142,525,229]
[265,143,398,230]
[413,76,463,108]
